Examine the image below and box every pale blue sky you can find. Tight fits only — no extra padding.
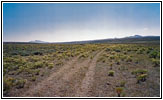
[3,3,160,42]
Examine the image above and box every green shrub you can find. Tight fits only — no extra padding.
[55,61,63,66]
[108,70,114,76]
[126,56,132,62]
[110,56,115,60]
[33,61,43,69]
[30,76,36,81]
[79,53,88,58]
[34,69,40,75]
[48,63,54,69]
[152,58,160,67]
[120,81,126,87]
[149,51,159,58]
[3,77,15,92]
[131,69,147,76]
[137,74,147,83]
[115,87,123,97]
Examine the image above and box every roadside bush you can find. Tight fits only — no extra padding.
[55,61,63,66]
[48,63,54,69]
[108,70,114,76]
[115,87,123,97]
[137,74,147,83]
[79,54,88,59]
[120,81,126,87]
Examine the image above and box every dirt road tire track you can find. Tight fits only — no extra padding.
[22,50,103,97]
[75,50,104,97]
[22,56,79,97]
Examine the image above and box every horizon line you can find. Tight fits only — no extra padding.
[3,35,160,43]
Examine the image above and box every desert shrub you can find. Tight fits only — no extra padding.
[115,87,123,97]
[29,57,40,62]
[131,69,147,76]
[55,61,63,66]
[137,74,147,83]
[20,51,30,56]
[127,49,131,52]
[126,56,132,62]
[17,66,26,74]
[48,63,54,69]
[15,79,26,89]
[149,51,159,58]
[105,48,110,52]
[90,56,93,59]
[30,76,36,81]
[109,55,115,60]
[79,53,88,59]
[34,69,40,75]
[3,77,15,93]
[109,64,113,70]
[32,51,43,55]
[146,49,151,54]
[137,49,144,54]
[10,51,19,55]
[108,70,114,76]
[116,60,120,65]
[102,53,109,58]
[120,55,127,61]
[124,52,127,55]
[97,56,105,62]
[120,81,126,87]
[114,49,121,52]
[152,58,160,67]
[33,61,43,69]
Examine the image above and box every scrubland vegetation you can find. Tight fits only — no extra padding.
[3,43,160,97]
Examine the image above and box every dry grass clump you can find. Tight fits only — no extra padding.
[108,70,114,76]
[115,87,123,97]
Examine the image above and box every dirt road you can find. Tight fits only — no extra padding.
[22,50,103,97]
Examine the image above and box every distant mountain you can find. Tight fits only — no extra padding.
[57,35,160,44]
[126,35,142,38]
[29,40,48,43]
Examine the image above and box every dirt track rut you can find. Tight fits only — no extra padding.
[22,50,103,97]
